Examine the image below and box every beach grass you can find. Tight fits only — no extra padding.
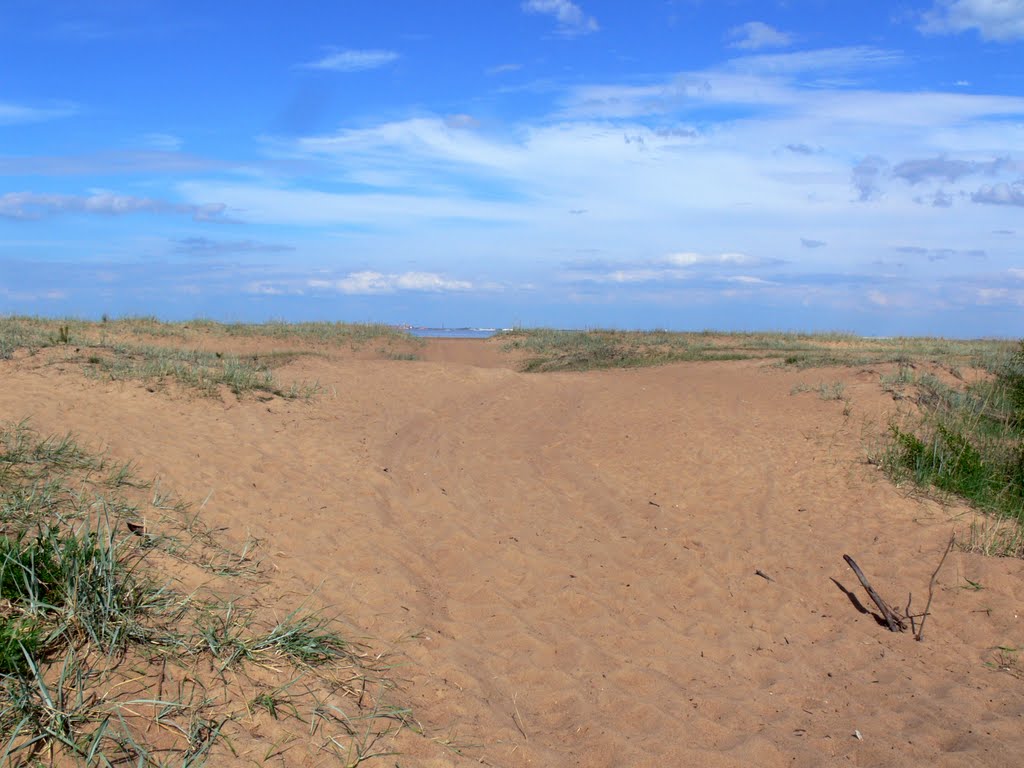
[0,315,408,398]
[501,328,1016,372]
[502,329,750,371]
[0,420,410,765]
[875,341,1024,552]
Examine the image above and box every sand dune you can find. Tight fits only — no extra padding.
[2,338,1022,767]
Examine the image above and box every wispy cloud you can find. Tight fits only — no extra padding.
[0,192,225,221]
[920,0,1024,42]
[893,155,1011,183]
[143,133,184,151]
[174,237,295,256]
[784,143,821,155]
[487,63,522,75]
[242,270,477,296]
[0,101,77,126]
[0,286,67,302]
[724,46,903,76]
[852,156,888,201]
[727,21,794,50]
[177,178,524,226]
[801,238,827,248]
[300,49,399,72]
[894,245,986,260]
[916,189,955,207]
[558,47,915,120]
[565,252,782,285]
[522,0,599,37]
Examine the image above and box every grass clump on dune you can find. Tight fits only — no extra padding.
[0,316,357,398]
[208,319,407,344]
[880,341,1024,555]
[86,343,313,398]
[503,329,750,372]
[0,420,413,766]
[503,328,1017,373]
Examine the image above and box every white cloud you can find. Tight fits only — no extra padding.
[975,287,1012,303]
[0,191,225,221]
[324,271,473,294]
[242,271,477,297]
[522,0,599,36]
[972,181,1024,206]
[583,268,688,284]
[920,0,1024,41]
[169,45,1024,320]
[203,71,1023,256]
[245,281,297,296]
[293,117,522,176]
[868,290,896,307]
[727,21,794,50]
[664,252,760,267]
[301,49,399,72]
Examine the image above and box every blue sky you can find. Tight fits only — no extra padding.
[2,1,1023,335]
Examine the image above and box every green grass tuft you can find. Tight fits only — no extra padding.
[879,341,1024,547]
[0,421,409,765]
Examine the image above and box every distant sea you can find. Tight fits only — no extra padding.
[407,328,504,339]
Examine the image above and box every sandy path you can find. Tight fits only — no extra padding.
[2,343,1022,766]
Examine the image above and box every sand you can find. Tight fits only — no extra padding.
[2,338,1023,767]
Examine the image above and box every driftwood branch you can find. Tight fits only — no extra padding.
[843,554,907,632]
[915,532,955,642]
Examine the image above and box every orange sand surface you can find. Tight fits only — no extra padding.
[2,338,1022,767]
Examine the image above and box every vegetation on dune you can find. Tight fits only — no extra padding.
[501,329,752,371]
[878,342,1024,554]
[0,315,411,398]
[84,343,319,398]
[501,327,1016,373]
[203,319,406,343]
[0,420,412,766]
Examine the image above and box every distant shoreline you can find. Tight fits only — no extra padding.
[406,327,510,338]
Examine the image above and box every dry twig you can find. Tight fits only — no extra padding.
[915,532,955,642]
[843,554,907,632]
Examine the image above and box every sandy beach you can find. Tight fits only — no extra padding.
[2,335,1022,767]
